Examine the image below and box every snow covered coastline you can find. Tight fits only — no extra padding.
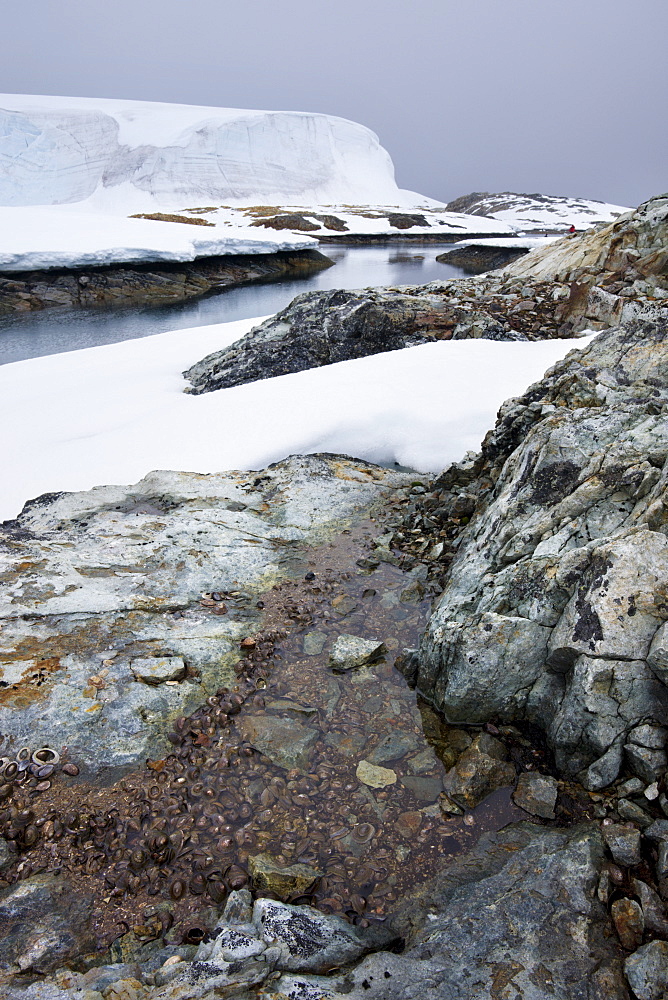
[0,317,594,522]
[0,206,317,271]
[445,191,630,233]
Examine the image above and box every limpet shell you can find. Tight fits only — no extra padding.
[32,747,60,765]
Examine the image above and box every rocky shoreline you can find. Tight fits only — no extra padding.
[1,194,668,998]
[0,249,332,315]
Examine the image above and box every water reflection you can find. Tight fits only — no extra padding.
[0,245,465,365]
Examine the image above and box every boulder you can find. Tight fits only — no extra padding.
[415,313,668,784]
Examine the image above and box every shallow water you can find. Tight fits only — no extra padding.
[0,245,465,365]
[0,521,538,948]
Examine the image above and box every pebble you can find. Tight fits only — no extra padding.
[329,635,386,671]
[611,897,644,950]
[603,823,642,867]
[512,772,558,820]
[356,760,397,789]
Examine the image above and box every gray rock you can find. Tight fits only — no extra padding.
[617,777,646,798]
[617,798,654,828]
[416,311,668,780]
[512,771,558,819]
[329,634,385,671]
[130,655,186,684]
[182,286,525,395]
[625,940,668,1000]
[302,630,327,656]
[253,898,392,973]
[628,724,668,750]
[366,730,420,764]
[0,874,96,974]
[0,455,410,773]
[400,775,443,802]
[625,742,668,783]
[643,819,668,842]
[632,878,668,935]
[289,823,627,999]
[603,823,642,866]
[237,714,319,771]
[0,837,10,870]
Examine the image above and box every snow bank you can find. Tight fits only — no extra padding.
[0,94,429,212]
[0,206,316,271]
[0,318,595,521]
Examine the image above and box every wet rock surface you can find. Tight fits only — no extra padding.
[0,249,332,314]
[0,455,406,772]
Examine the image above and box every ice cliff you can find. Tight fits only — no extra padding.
[0,94,426,211]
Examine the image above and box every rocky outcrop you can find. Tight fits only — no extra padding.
[436,242,530,273]
[182,282,566,394]
[184,195,668,393]
[445,190,630,232]
[0,455,410,773]
[414,315,668,790]
[502,193,668,285]
[0,249,332,314]
[0,826,625,999]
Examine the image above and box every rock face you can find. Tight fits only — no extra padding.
[0,455,410,772]
[182,283,560,394]
[0,248,331,314]
[0,874,96,974]
[416,315,668,788]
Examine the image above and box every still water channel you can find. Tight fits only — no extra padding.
[0,244,465,365]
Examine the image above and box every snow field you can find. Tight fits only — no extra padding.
[0,318,595,522]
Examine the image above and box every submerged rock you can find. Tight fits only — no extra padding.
[441,733,515,808]
[329,634,386,671]
[248,854,322,899]
[237,714,319,771]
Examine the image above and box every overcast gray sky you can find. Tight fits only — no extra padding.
[2,0,666,208]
